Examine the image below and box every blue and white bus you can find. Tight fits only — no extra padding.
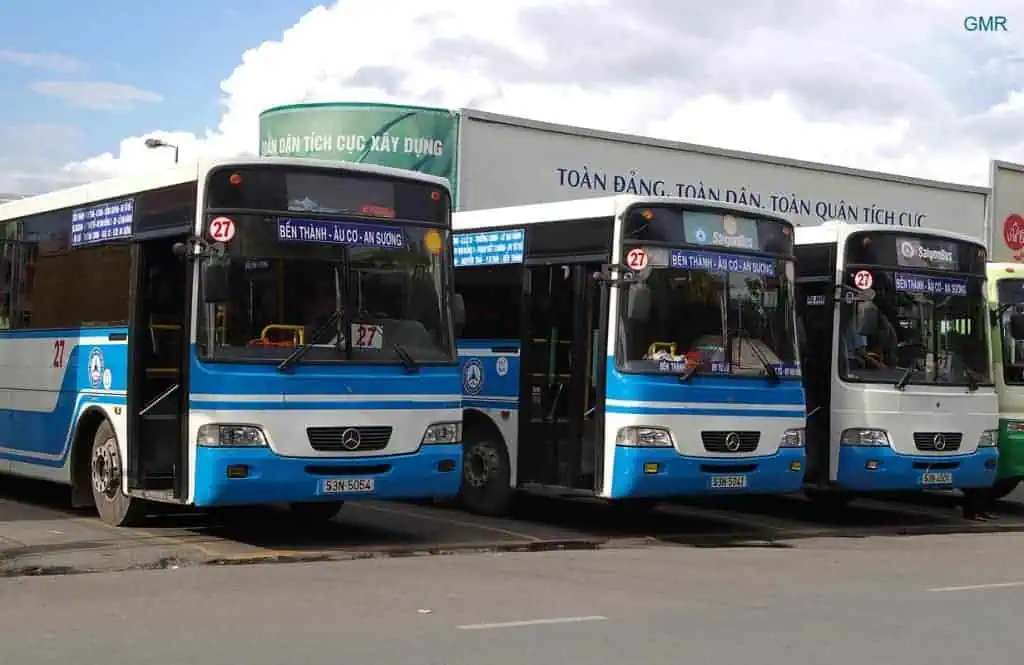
[451,195,807,516]
[795,222,998,504]
[0,156,463,526]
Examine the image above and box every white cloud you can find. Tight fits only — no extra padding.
[31,81,163,111]
[0,49,82,72]
[42,0,1024,189]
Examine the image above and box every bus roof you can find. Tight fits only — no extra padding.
[0,155,452,223]
[794,220,985,247]
[453,194,792,231]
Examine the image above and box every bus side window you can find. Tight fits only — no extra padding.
[456,265,521,341]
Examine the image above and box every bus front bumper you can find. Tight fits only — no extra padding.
[609,446,806,498]
[192,444,463,507]
[835,446,998,492]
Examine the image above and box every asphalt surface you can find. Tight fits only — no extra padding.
[4,473,1024,577]
[4,531,1024,665]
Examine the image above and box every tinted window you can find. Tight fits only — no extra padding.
[525,217,612,258]
[795,243,834,278]
[205,166,450,225]
[622,204,794,256]
[455,265,522,339]
[845,232,986,274]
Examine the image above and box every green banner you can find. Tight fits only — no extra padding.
[259,103,459,202]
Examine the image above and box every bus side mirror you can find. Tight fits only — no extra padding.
[202,263,230,303]
[1011,313,1024,340]
[626,283,650,321]
[453,293,466,334]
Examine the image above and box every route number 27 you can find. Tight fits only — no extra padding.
[352,324,384,350]
[52,340,66,368]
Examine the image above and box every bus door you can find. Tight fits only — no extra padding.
[126,232,192,499]
[518,261,605,491]
[795,276,835,486]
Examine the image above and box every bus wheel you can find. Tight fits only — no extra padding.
[988,478,1021,502]
[90,420,147,527]
[460,435,512,517]
[288,501,344,524]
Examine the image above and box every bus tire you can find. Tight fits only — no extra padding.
[288,501,344,524]
[988,478,1020,502]
[90,420,147,527]
[460,431,513,517]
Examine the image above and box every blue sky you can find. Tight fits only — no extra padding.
[0,0,321,163]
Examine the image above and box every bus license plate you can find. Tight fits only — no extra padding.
[321,478,375,494]
[920,472,953,486]
[710,474,748,489]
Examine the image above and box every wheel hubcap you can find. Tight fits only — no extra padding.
[465,442,499,488]
[91,437,121,499]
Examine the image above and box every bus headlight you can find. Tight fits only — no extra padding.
[616,426,674,447]
[840,428,891,447]
[977,429,999,448]
[422,422,461,444]
[197,424,268,448]
[779,428,805,448]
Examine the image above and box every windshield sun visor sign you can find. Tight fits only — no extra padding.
[669,249,776,277]
[894,272,968,296]
[277,218,406,249]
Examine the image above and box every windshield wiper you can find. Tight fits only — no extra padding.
[965,367,981,392]
[392,342,420,374]
[676,363,697,383]
[277,310,344,373]
[733,333,780,383]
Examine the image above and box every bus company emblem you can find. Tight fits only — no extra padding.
[933,433,947,451]
[725,432,741,452]
[87,347,104,388]
[463,358,484,395]
[340,428,362,451]
[900,240,916,259]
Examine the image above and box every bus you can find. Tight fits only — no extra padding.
[984,262,1024,500]
[0,156,463,526]
[452,195,807,516]
[794,222,998,503]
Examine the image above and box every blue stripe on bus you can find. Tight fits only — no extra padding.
[0,326,128,339]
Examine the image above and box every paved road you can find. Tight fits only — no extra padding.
[4,530,1024,665]
[5,474,1024,577]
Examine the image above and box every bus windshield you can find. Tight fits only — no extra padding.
[837,270,990,387]
[618,248,800,378]
[198,215,452,364]
[997,278,1024,385]
[197,167,453,365]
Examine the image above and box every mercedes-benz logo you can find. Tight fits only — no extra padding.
[341,428,362,451]
[725,432,741,452]
[933,433,946,451]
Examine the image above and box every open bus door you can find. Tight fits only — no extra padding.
[518,261,606,492]
[795,276,835,486]
[126,232,193,499]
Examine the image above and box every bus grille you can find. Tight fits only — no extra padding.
[701,431,760,454]
[913,432,962,452]
[307,426,392,452]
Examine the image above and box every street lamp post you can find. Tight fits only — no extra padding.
[144,138,179,164]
